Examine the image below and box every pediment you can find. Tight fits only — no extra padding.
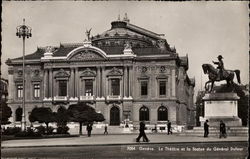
[55,69,70,78]
[69,50,105,61]
[80,68,96,77]
[156,74,168,79]
[107,67,123,76]
[138,74,150,80]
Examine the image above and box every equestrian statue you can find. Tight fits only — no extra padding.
[202,55,241,92]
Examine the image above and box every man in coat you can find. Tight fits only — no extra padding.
[86,123,92,137]
[136,121,149,142]
[219,120,227,138]
[167,121,172,135]
[204,120,209,137]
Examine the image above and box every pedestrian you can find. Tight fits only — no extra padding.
[167,121,172,135]
[136,121,149,142]
[104,124,108,135]
[86,123,92,137]
[219,120,227,138]
[204,120,209,137]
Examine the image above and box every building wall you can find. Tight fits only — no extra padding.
[7,53,194,127]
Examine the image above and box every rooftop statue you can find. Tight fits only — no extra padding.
[202,55,241,92]
[124,41,132,50]
[85,28,92,41]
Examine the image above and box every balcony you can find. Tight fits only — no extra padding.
[79,95,95,102]
[53,96,68,102]
[106,95,122,102]
[43,97,52,102]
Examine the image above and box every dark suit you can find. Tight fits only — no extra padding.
[219,122,227,138]
[87,124,92,137]
[204,121,209,137]
[136,122,149,142]
[167,122,172,135]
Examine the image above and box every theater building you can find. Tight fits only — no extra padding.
[6,16,195,127]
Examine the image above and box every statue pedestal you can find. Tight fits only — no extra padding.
[202,93,242,126]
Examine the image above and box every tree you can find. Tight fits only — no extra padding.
[67,103,105,135]
[29,107,55,133]
[0,101,12,125]
[55,106,68,128]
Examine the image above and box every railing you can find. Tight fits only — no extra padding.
[53,96,68,101]
[106,95,122,101]
[79,96,95,101]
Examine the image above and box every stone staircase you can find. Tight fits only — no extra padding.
[180,126,248,137]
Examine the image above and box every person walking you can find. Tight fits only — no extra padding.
[167,121,172,135]
[104,124,108,135]
[204,120,209,137]
[86,123,92,137]
[136,121,149,142]
[219,120,227,138]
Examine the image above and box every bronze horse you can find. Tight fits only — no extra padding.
[202,64,241,92]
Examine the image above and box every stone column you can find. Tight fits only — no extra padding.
[69,68,74,98]
[43,69,48,98]
[49,69,53,98]
[96,67,101,98]
[75,68,79,98]
[171,69,176,97]
[128,66,133,97]
[123,66,128,97]
[101,66,106,97]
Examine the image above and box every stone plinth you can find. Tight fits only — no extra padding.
[202,93,242,126]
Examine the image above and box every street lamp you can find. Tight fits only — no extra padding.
[16,18,32,131]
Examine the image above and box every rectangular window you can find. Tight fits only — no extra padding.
[111,79,120,96]
[34,84,40,98]
[141,81,148,96]
[159,81,166,96]
[85,79,93,96]
[59,80,67,96]
[17,84,23,99]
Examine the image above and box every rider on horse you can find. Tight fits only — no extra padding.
[212,55,225,79]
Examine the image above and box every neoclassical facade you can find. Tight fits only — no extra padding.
[6,17,195,127]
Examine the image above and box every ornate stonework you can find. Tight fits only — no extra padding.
[55,69,70,78]
[33,69,40,77]
[70,50,104,61]
[45,46,54,53]
[156,74,168,79]
[107,67,123,76]
[80,68,96,77]
[17,70,23,77]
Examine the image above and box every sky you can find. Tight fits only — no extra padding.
[1,1,249,96]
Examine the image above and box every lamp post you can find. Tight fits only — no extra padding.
[16,19,32,131]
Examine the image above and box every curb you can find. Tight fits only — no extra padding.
[2,140,248,149]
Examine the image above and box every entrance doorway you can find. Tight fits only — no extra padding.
[110,106,120,125]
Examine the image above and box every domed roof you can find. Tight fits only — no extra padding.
[91,20,172,52]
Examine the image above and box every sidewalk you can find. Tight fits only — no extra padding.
[2,134,248,148]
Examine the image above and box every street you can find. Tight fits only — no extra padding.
[2,141,248,159]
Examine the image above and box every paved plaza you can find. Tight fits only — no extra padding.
[2,134,247,148]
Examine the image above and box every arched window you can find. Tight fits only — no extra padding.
[139,106,149,121]
[16,107,22,122]
[158,106,168,121]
